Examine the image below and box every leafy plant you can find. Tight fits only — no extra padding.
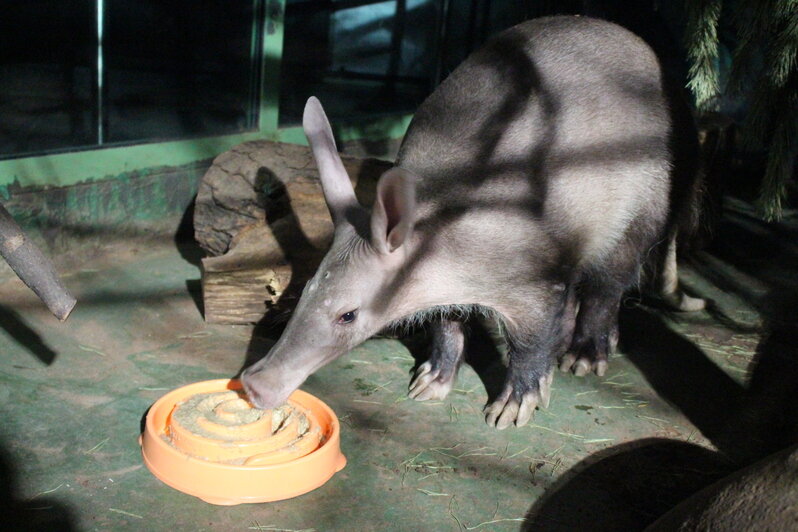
[685,0,797,220]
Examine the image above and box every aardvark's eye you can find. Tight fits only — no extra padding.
[337,310,358,324]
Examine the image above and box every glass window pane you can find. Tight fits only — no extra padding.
[104,0,261,143]
[0,1,97,158]
[280,0,438,126]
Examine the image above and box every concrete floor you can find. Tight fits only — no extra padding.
[0,199,796,531]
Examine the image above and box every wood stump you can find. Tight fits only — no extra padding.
[194,140,391,324]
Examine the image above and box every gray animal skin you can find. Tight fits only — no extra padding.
[242,16,704,429]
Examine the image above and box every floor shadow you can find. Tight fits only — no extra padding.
[621,193,798,465]
[0,438,77,531]
[523,438,734,532]
[183,279,204,319]
[621,285,798,467]
[174,195,206,318]
[726,286,798,462]
[174,194,205,267]
[0,304,59,365]
[619,305,743,452]
[621,288,798,466]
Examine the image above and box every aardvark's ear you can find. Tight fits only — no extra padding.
[303,96,359,226]
[371,167,417,254]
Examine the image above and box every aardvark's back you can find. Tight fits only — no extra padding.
[397,16,672,269]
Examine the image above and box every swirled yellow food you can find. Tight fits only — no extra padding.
[164,390,322,465]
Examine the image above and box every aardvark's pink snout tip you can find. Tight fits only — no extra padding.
[240,367,293,410]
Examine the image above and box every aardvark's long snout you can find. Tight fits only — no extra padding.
[241,369,287,410]
[240,354,309,410]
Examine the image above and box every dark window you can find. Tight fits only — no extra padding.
[278,0,532,126]
[0,0,263,159]
[0,0,540,160]
[104,0,262,143]
[279,0,441,126]
[0,1,97,157]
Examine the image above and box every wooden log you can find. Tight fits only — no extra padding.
[0,203,76,321]
[196,140,391,324]
[201,225,293,325]
[195,140,388,257]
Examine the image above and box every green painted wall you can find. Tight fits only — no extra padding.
[0,115,411,194]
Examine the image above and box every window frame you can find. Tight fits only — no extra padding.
[0,0,411,194]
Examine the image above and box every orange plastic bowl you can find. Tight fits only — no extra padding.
[140,379,346,505]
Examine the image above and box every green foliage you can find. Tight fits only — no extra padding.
[686,0,723,110]
[685,0,797,220]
